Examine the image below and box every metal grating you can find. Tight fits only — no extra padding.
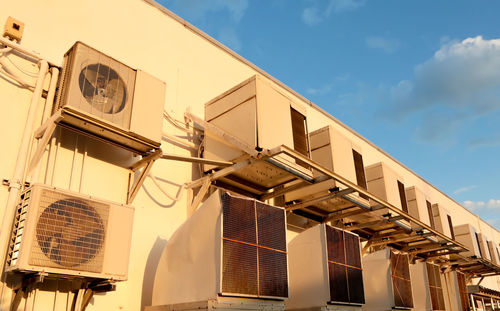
[426,263,445,311]
[457,271,470,311]
[221,193,288,298]
[391,251,413,309]
[326,225,364,305]
[29,189,109,273]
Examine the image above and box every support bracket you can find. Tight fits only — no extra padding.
[127,149,162,204]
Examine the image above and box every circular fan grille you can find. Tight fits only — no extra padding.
[78,64,127,114]
[36,199,105,267]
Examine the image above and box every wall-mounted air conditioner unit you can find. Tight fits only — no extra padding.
[431,203,455,240]
[475,232,491,261]
[204,75,312,190]
[453,224,482,258]
[487,240,500,265]
[5,184,134,280]
[365,162,410,227]
[55,42,165,154]
[284,125,369,214]
[363,248,414,311]
[409,261,446,311]
[405,186,433,230]
[286,223,364,310]
[150,191,288,310]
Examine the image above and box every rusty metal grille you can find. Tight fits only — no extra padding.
[29,189,108,273]
[426,263,445,311]
[391,251,413,309]
[326,226,365,304]
[221,193,288,298]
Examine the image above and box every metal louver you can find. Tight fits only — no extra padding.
[221,193,288,299]
[390,251,414,309]
[457,271,470,311]
[325,225,365,305]
[426,263,445,311]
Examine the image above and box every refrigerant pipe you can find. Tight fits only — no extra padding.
[0,59,49,309]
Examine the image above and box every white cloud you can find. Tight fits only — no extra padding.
[302,0,365,26]
[468,135,500,148]
[366,36,400,54]
[463,199,500,212]
[453,185,477,195]
[168,0,248,22]
[218,28,242,52]
[386,36,500,143]
[307,83,334,95]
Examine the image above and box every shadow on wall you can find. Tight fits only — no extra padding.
[141,236,168,310]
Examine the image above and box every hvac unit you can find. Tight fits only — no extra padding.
[487,240,500,265]
[365,162,411,228]
[284,125,369,216]
[363,248,414,311]
[447,271,470,311]
[453,224,482,258]
[55,42,166,154]
[409,262,446,311]
[475,232,491,261]
[150,191,288,310]
[5,184,134,280]
[286,224,364,311]
[204,75,312,191]
[425,263,446,311]
[431,203,455,240]
[405,186,433,230]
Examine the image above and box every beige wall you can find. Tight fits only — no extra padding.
[1,0,500,310]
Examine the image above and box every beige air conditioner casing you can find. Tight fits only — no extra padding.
[5,184,134,280]
[487,240,500,265]
[287,224,364,311]
[453,224,482,258]
[405,186,433,230]
[151,190,288,309]
[204,75,312,189]
[431,203,454,240]
[55,42,165,154]
[285,125,369,214]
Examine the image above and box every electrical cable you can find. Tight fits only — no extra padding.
[148,171,186,203]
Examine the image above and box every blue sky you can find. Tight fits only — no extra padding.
[158,0,500,228]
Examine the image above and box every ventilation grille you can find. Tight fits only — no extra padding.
[221,193,288,299]
[390,251,413,309]
[7,189,32,267]
[426,263,445,311]
[326,225,365,305]
[457,271,470,311]
[28,189,109,273]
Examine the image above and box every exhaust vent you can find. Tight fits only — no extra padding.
[151,191,288,308]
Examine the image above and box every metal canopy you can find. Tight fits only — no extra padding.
[185,112,500,277]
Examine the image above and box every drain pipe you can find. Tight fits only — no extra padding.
[0,59,49,308]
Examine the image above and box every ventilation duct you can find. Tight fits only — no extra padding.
[150,191,288,310]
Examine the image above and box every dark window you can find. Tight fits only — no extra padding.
[457,271,470,311]
[397,181,409,214]
[391,251,413,309]
[427,201,436,229]
[447,215,455,240]
[352,150,369,200]
[326,226,365,305]
[221,193,288,298]
[426,263,446,311]
[290,108,309,169]
[475,233,483,257]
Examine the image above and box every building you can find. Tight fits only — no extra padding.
[0,1,499,310]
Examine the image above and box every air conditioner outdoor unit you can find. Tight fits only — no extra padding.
[284,125,369,215]
[453,224,482,258]
[55,42,165,154]
[362,248,414,311]
[409,262,446,311]
[365,162,411,228]
[150,190,288,310]
[431,203,455,240]
[5,184,134,280]
[204,75,312,191]
[475,232,491,261]
[405,186,433,230]
[487,240,500,265]
[286,223,364,311]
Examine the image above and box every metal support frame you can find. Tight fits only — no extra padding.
[127,149,163,204]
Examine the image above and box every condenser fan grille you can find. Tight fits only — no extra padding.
[29,189,109,273]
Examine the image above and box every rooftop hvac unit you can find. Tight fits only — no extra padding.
[453,224,482,258]
[286,224,364,311]
[363,248,414,311]
[487,240,500,265]
[204,75,312,191]
[431,203,455,240]
[150,191,288,309]
[5,184,134,280]
[55,42,165,154]
[284,125,369,215]
[365,162,411,228]
[405,186,433,230]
